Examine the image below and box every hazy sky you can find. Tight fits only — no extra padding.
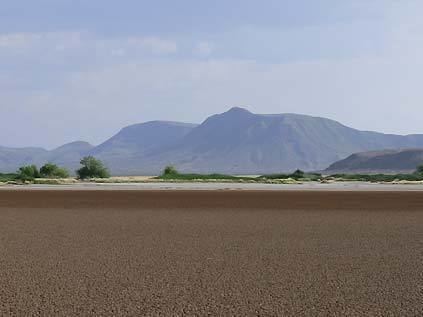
[1,0,423,148]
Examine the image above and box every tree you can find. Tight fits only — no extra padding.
[416,164,423,175]
[162,165,178,176]
[17,165,40,181]
[76,156,110,179]
[40,163,69,178]
[291,169,305,179]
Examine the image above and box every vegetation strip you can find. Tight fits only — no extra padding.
[2,162,423,185]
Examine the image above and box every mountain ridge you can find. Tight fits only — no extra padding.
[326,148,423,173]
[2,107,423,175]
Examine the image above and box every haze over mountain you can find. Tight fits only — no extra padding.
[0,142,94,175]
[2,107,423,175]
[326,149,423,174]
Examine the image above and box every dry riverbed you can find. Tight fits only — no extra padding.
[0,190,422,316]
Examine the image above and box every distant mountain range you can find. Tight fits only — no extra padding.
[326,149,423,174]
[2,107,423,175]
[0,141,94,175]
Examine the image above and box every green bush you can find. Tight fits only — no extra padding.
[157,167,257,181]
[261,170,321,181]
[17,165,40,181]
[40,163,69,178]
[416,164,423,175]
[328,173,423,182]
[162,165,179,176]
[291,169,305,179]
[76,156,110,179]
[0,173,18,182]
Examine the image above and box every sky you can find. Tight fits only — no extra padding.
[1,0,423,148]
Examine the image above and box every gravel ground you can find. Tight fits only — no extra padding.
[0,190,422,316]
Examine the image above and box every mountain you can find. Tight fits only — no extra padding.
[47,141,95,172]
[0,142,93,174]
[93,121,197,156]
[91,121,197,175]
[2,107,423,175]
[137,107,423,174]
[325,149,423,173]
[0,146,48,173]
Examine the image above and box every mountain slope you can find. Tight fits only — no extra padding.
[48,141,95,172]
[90,121,197,175]
[93,121,197,156]
[325,149,423,173]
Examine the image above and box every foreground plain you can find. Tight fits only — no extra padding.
[0,190,422,316]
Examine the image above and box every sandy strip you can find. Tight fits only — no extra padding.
[2,181,423,191]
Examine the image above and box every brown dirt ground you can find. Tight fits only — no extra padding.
[0,190,422,316]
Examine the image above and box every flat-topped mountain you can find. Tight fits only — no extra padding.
[326,148,423,173]
[137,107,423,174]
[2,107,423,175]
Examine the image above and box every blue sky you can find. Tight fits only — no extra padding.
[1,0,423,148]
